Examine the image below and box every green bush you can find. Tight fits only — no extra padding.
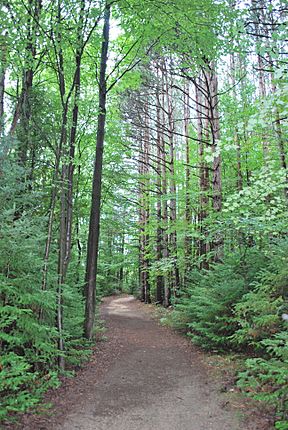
[233,245,288,428]
[0,161,89,420]
[169,237,288,427]
[169,248,268,350]
[237,331,288,428]
[0,353,60,418]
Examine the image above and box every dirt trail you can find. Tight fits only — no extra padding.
[9,296,271,430]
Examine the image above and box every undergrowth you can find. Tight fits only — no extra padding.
[162,240,288,428]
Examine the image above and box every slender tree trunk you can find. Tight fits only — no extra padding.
[61,0,85,281]
[160,67,170,307]
[155,70,164,303]
[138,133,145,301]
[184,79,192,272]
[12,0,41,166]
[205,63,222,260]
[143,102,151,304]
[166,71,180,296]
[209,65,222,213]
[238,55,251,186]
[257,53,269,163]
[75,161,83,284]
[0,37,6,137]
[39,147,61,321]
[196,77,210,269]
[56,103,68,369]
[270,81,288,199]
[230,54,243,191]
[138,133,149,302]
[139,101,151,304]
[118,233,124,290]
[55,0,69,366]
[84,4,110,340]
[106,229,113,285]
[251,0,269,163]
[55,0,86,365]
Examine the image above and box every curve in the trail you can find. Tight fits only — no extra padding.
[55,296,248,430]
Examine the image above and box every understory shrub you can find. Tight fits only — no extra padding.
[237,331,288,429]
[0,161,90,421]
[168,248,268,350]
[168,238,287,427]
[233,246,288,427]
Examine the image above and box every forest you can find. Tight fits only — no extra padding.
[0,0,287,427]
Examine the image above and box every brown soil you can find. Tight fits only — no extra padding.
[3,296,274,430]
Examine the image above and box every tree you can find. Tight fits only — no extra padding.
[84,2,111,340]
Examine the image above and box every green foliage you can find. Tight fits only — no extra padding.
[0,353,60,418]
[222,166,288,241]
[0,160,88,419]
[168,249,265,350]
[168,238,288,426]
[232,239,287,348]
[237,331,288,427]
[1,0,288,426]
[233,244,288,426]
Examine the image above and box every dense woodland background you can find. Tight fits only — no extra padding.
[0,0,287,427]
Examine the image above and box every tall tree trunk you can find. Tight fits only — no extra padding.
[272,88,288,199]
[0,35,6,138]
[183,79,192,273]
[139,180,145,301]
[118,232,125,290]
[206,63,222,260]
[75,162,83,284]
[56,0,86,361]
[166,70,180,296]
[269,73,288,199]
[239,55,251,186]
[155,69,164,303]
[257,53,269,163]
[84,3,110,340]
[161,67,170,307]
[139,101,151,304]
[39,146,61,321]
[230,54,243,191]
[54,0,71,368]
[251,0,269,163]
[209,65,222,213]
[11,0,41,165]
[138,132,145,300]
[138,134,148,302]
[61,0,85,282]
[143,101,151,304]
[196,76,210,269]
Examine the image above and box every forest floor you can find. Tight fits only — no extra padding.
[5,295,274,430]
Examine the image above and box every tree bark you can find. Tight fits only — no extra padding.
[230,54,243,191]
[0,36,6,138]
[61,0,85,282]
[251,0,269,163]
[209,65,222,213]
[196,76,210,269]
[139,134,145,301]
[138,100,151,304]
[205,63,223,261]
[166,69,180,296]
[10,0,41,165]
[184,79,192,271]
[143,101,151,304]
[155,68,164,303]
[161,66,170,307]
[84,3,110,340]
